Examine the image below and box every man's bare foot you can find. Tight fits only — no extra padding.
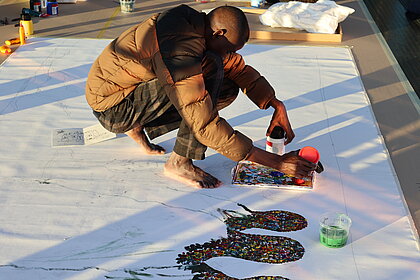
[164,152,222,188]
[125,125,165,155]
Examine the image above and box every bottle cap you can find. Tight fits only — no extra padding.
[269,126,285,139]
[298,146,320,163]
[20,14,32,21]
[0,45,12,54]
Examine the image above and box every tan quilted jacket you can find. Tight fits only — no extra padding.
[86,5,275,161]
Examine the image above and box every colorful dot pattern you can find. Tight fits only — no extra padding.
[177,204,307,279]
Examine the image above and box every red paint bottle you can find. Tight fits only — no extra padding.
[294,146,320,185]
[33,1,41,13]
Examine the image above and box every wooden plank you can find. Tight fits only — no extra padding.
[249,25,342,42]
[242,8,342,42]
[240,7,266,14]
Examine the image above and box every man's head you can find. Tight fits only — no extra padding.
[205,6,250,57]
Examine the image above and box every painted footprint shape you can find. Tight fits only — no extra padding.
[177,204,307,279]
[186,263,289,280]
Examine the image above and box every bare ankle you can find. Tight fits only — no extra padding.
[166,152,191,167]
[125,125,165,155]
[164,152,221,188]
[125,124,143,137]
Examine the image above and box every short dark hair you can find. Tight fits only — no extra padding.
[208,6,250,43]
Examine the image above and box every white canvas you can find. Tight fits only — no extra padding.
[0,38,418,280]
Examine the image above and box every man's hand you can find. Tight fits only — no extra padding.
[245,147,316,178]
[277,151,316,178]
[267,98,295,145]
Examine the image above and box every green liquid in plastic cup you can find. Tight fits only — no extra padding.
[319,213,351,248]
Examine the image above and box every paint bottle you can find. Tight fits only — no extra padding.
[266,126,285,155]
[294,146,320,184]
[5,38,20,45]
[19,23,26,45]
[33,1,41,13]
[47,1,58,15]
[0,45,12,54]
[20,14,34,36]
[41,0,47,9]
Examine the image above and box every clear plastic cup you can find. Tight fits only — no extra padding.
[120,0,135,13]
[319,212,351,248]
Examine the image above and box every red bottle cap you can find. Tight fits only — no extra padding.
[298,146,320,163]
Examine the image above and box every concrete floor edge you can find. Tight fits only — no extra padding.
[357,0,420,115]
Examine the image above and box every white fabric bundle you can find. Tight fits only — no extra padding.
[260,0,355,34]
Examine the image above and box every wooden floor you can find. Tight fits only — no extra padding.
[0,0,419,236]
[364,0,420,98]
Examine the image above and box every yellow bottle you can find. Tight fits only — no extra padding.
[19,24,26,45]
[0,45,12,54]
[20,14,34,36]
[5,38,20,45]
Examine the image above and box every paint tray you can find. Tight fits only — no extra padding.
[231,161,314,190]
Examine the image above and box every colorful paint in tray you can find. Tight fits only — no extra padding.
[232,161,314,190]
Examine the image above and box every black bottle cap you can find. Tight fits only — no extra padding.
[269,126,285,139]
[20,13,31,21]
